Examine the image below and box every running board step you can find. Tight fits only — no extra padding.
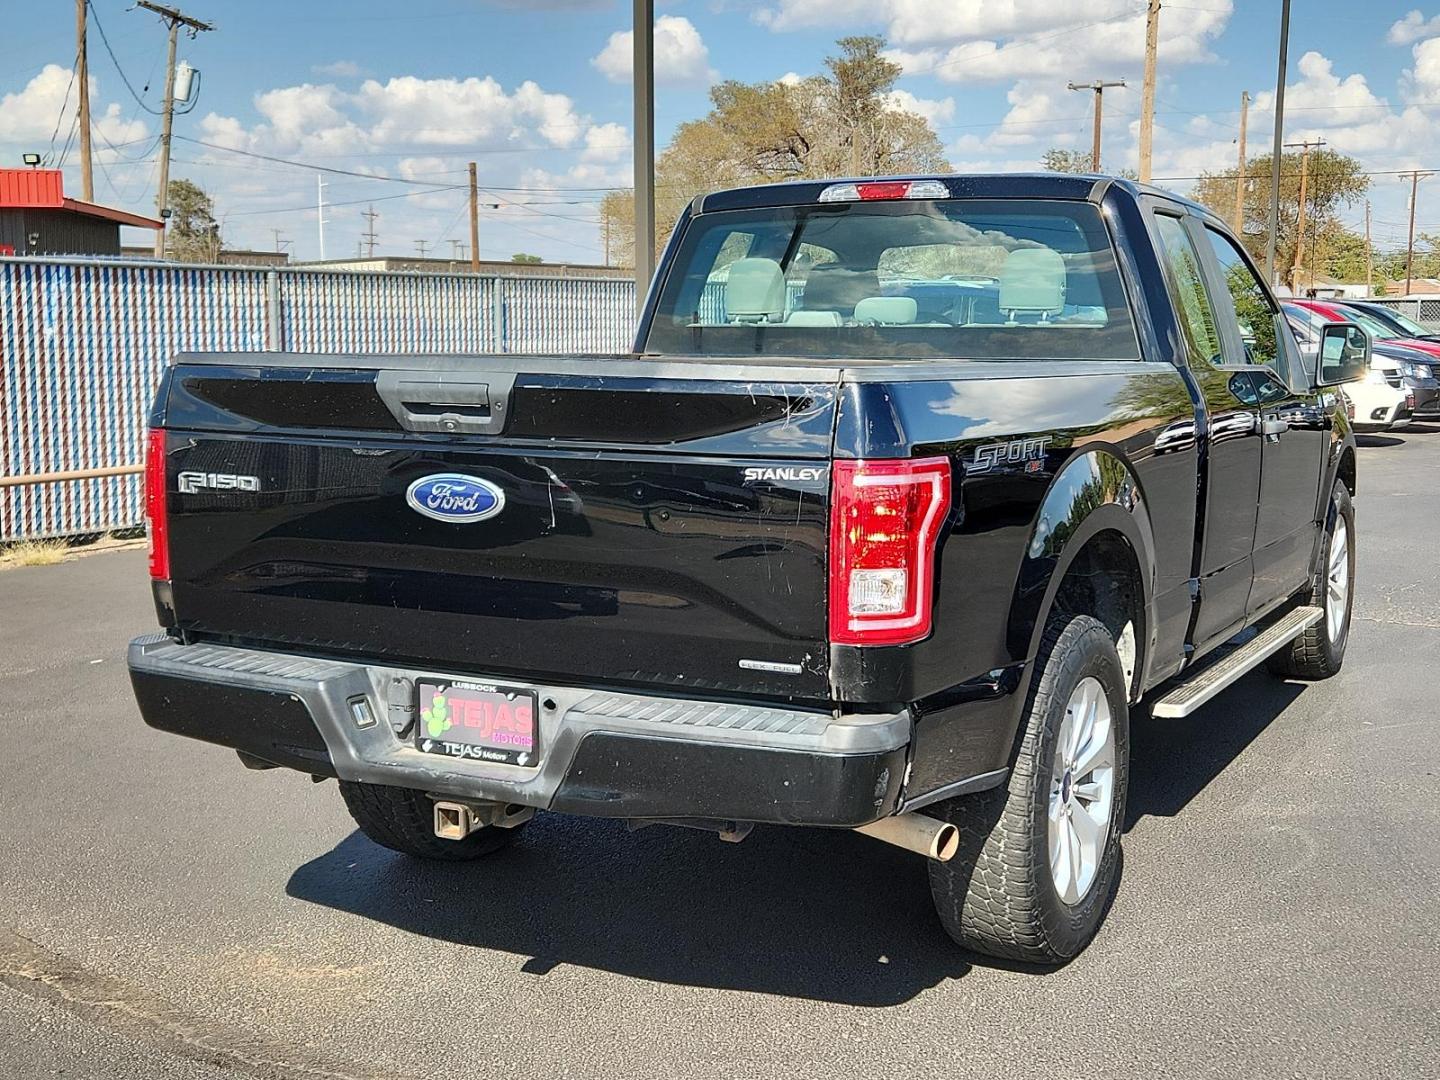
[1151,606,1323,718]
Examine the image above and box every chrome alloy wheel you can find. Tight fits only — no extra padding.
[1326,516,1350,642]
[1047,676,1116,905]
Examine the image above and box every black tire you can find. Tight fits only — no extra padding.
[338,780,525,861]
[1267,480,1354,680]
[927,615,1130,965]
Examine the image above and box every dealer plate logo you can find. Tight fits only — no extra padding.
[406,473,505,523]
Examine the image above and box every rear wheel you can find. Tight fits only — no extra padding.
[927,615,1129,964]
[339,780,525,861]
[1268,480,1353,680]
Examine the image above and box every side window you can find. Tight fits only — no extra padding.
[1203,227,1279,370]
[1153,214,1224,370]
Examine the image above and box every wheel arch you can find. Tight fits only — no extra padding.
[1336,444,1356,497]
[1006,447,1158,702]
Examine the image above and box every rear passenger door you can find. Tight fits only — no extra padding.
[1198,226,1327,616]
[1151,212,1263,653]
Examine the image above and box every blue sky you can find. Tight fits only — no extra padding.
[2,0,1437,265]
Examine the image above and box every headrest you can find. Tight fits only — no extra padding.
[999,248,1067,315]
[725,258,786,321]
[854,296,918,325]
[801,264,878,316]
[784,310,844,327]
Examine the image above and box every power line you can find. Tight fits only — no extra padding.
[175,136,460,186]
[220,184,465,218]
[45,60,79,166]
[87,0,162,115]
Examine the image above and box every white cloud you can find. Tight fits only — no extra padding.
[0,64,148,151]
[1388,10,1440,46]
[592,15,715,86]
[883,89,955,127]
[311,60,365,78]
[1402,36,1440,105]
[201,75,593,160]
[776,71,804,86]
[885,4,1230,85]
[581,121,630,163]
[944,80,1096,168]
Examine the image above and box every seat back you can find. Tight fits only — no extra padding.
[999,248,1066,319]
[854,296,919,325]
[801,264,879,318]
[725,258,786,323]
[784,310,844,327]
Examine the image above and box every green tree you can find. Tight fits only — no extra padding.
[600,35,950,267]
[511,252,543,264]
[1192,150,1368,282]
[164,178,220,263]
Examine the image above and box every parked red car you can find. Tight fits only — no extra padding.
[1291,298,1440,360]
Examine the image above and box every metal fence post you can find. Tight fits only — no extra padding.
[491,276,506,353]
[265,271,284,351]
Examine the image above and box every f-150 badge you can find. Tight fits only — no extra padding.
[965,437,1052,475]
[177,471,260,494]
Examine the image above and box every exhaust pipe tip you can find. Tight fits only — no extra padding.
[854,812,960,862]
[932,822,959,862]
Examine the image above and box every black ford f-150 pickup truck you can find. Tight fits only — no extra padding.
[129,174,1368,963]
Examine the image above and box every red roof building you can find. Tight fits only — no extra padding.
[0,168,161,257]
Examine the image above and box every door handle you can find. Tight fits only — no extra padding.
[1260,416,1288,437]
[376,370,516,435]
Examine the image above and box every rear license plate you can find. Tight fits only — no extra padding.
[415,679,538,766]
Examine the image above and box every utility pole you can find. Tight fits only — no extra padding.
[1137,1,1160,183]
[76,0,93,202]
[603,214,611,267]
[415,239,429,259]
[1405,170,1434,296]
[1285,139,1324,294]
[468,161,480,271]
[1232,90,1249,233]
[361,205,378,258]
[1364,200,1373,296]
[449,239,465,261]
[316,176,329,260]
[139,1,213,259]
[633,0,656,310]
[1265,0,1292,284]
[1067,80,1127,173]
[270,228,289,254]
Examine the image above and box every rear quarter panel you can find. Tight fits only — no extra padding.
[832,361,1198,795]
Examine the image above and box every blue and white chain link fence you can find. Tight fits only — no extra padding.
[0,256,636,541]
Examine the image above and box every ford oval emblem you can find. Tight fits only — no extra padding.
[405,473,506,523]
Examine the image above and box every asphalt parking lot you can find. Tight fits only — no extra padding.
[2,428,1437,1080]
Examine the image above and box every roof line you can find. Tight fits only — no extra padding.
[59,198,163,229]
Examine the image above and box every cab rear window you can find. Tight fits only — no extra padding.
[644,198,1140,360]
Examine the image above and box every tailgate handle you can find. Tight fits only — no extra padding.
[376,371,516,435]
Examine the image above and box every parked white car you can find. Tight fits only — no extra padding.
[1285,306,1421,431]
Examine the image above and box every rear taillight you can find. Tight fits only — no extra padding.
[828,456,951,646]
[145,428,170,580]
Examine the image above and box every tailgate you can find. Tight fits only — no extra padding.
[156,355,839,701]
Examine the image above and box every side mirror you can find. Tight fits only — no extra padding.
[1316,322,1370,386]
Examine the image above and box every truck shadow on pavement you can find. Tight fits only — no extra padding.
[287,816,976,1005]
[1127,672,1305,827]
[286,673,1304,1004]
